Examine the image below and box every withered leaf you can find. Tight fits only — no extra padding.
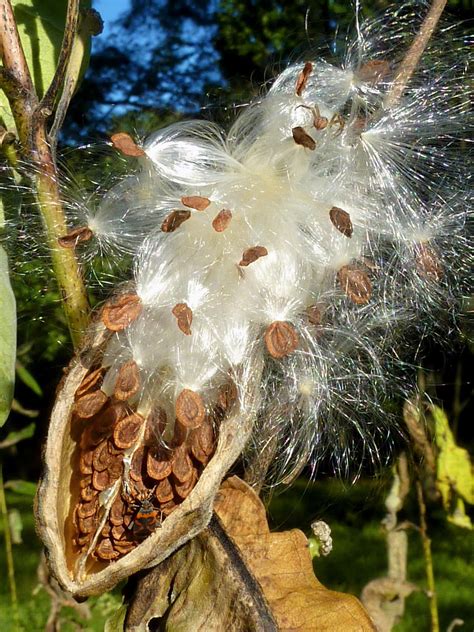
[181,195,211,211]
[114,360,140,401]
[212,209,232,232]
[95,538,120,560]
[110,132,145,157]
[58,226,93,249]
[357,59,391,85]
[329,206,353,238]
[264,321,299,359]
[101,294,142,332]
[172,303,193,336]
[73,390,108,419]
[239,246,268,267]
[414,242,443,281]
[147,448,172,481]
[295,61,313,96]
[113,413,143,449]
[155,477,174,503]
[176,389,205,429]
[292,126,316,150]
[75,367,105,400]
[171,445,194,483]
[337,265,372,305]
[161,210,191,233]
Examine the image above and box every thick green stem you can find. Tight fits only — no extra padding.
[0,463,20,631]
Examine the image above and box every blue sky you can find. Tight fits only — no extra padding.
[93,0,130,36]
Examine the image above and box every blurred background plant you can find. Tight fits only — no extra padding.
[0,0,472,630]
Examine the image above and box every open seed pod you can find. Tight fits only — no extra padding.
[36,303,263,598]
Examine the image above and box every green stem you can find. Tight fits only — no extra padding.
[416,480,439,632]
[0,463,21,631]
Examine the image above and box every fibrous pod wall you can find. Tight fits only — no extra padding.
[36,3,472,597]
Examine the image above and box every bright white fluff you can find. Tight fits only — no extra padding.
[82,2,472,484]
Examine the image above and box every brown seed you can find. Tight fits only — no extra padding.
[80,421,111,448]
[114,360,140,401]
[176,389,205,429]
[77,498,98,519]
[114,540,135,554]
[79,474,92,489]
[58,226,93,249]
[337,265,372,305]
[95,537,120,560]
[110,496,126,526]
[75,367,105,400]
[295,61,313,96]
[217,381,238,413]
[161,500,178,517]
[415,242,443,281]
[101,523,112,538]
[102,294,142,332]
[239,246,268,267]
[113,413,143,449]
[212,209,232,232]
[155,477,174,503]
[109,453,124,480]
[73,390,108,418]
[264,321,299,359]
[172,303,193,335]
[110,132,145,157]
[130,446,146,482]
[174,469,197,499]
[144,407,167,444]
[80,484,97,503]
[147,448,172,481]
[329,206,353,238]
[74,533,92,549]
[92,440,111,472]
[181,195,211,211]
[111,524,126,541]
[314,116,328,131]
[161,210,191,233]
[92,468,112,491]
[292,126,316,150]
[357,59,391,85]
[306,304,322,326]
[100,402,129,430]
[190,420,214,463]
[171,445,194,483]
[78,513,97,534]
[79,450,94,475]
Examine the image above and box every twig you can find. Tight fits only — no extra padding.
[0,463,21,631]
[384,0,447,109]
[416,480,439,632]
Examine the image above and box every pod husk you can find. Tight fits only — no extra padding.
[35,322,262,598]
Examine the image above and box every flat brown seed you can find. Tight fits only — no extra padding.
[161,500,177,517]
[190,420,214,463]
[161,210,191,233]
[155,477,174,503]
[415,242,443,281]
[111,132,145,157]
[77,498,98,519]
[108,454,124,479]
[130,446,146,482]
[73,390,108,418]
[171,445,194,483]
[147,448,172,480]
[212,208,232,232]
[357,59,391,85]
[239,246,268,267]
[102,293,142,332]
[78,513,97,534]
[114,540,135,554]
[174,469,197,499]
[92,440,111,472]
[337,265,372,305]
[113,413,143,449]
[114,360,140,401]
[329,206,353,238]
[176,389,205,428]
[75,367,105,400]
[292,126,316,150]
[295,61,313,96]
[172,302,193,335]
[144,407,167,445]
[92,468,112,491]
[80,484,97,503]
[110,496,126,526]
[264,321,299,359]
[111,524,126,541]
[95,538,120,560]
[218,381,238,412]
[58,226,93,249]
[181,195,210,211]
[79,450,94,475]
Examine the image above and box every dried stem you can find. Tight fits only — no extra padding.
[0,463,20,631]
[0,0,90,347]
[416,480,439,632]
[384,0,447,109]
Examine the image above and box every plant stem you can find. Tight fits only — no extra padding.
[384,0,447,109]
[416,480,439,632]
[0,463,21,631]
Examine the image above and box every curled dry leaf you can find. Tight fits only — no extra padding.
[161,210,191,233]
[102,293,142,332]
[212,209,232,232]
[36,324,264,597]
[123,476,374,631]
[58,226,93,249]
[292,126,316,150]
[171,302,193,335]
[264,321,299,359]
[337,265,372,305]
[295,61,313,96]
[110,132,145,157]
[181,195,211,211]
[329,206,353,238]
[239,246,268,267]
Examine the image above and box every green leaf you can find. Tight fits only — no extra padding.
[3,479,37,496]
[15,361,43,397]
[0,244,16,427]
[0,422,35,449]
